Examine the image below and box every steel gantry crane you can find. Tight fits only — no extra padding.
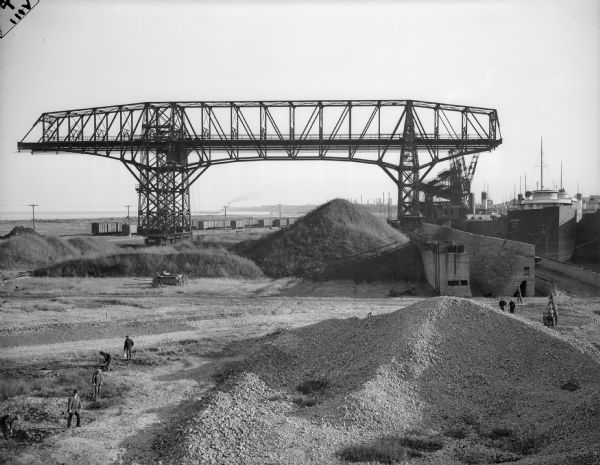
[18,99,501,244]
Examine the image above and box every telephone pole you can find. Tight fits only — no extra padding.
[28,204,38,231]
[223,205,228,229]
[124,205,132,236]
[278,204,282,225]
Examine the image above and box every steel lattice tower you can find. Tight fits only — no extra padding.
[19,100,501,243]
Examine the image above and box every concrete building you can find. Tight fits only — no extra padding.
[418,223,535,297]
[419,241,471,297]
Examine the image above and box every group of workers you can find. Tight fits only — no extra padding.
[2,336,135,439]
[497,289,559,329]
[498,286,524,314]
[498,298,516,313]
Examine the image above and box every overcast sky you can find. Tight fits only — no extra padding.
[1,0,598,218]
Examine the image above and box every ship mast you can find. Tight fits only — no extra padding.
[540,136,544,190]
[560,160,563,190]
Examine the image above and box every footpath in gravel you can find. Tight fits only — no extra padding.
[159,297,600,465]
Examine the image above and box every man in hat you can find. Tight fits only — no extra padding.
[123,336,134,360]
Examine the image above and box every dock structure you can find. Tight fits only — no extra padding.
[19,100,501,245]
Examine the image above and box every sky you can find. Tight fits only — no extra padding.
[0,0,599,219]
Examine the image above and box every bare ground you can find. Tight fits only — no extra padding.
[1,276,599,465]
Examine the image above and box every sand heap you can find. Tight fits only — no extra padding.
[234,199,416,280]
[0,231,120,269]
[160,297,600,465]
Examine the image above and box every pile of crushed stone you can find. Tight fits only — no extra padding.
[159,297,600,465]
[233,199,415,280]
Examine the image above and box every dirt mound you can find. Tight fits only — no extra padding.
[1,226,38,238]
[234,199,413,280]
[160,297,600,464]
[0,233,120,269]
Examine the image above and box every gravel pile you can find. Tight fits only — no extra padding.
[160,297,600,464]
[233,198,411,279]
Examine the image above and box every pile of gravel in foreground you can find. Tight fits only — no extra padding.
[159,297,600,465]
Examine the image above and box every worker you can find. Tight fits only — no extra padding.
[67,390,82,428]
[92,367,102,401]
[123,336,134,360]
[498,298,507,312]
[99,351,112,371]
[1,414,19,440]
[547,293,558,326]
[516,286,523,304]
[509,300,516,314]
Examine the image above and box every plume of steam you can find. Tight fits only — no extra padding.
[226,190,262,207]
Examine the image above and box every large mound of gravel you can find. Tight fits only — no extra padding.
[233,198,412,279]
[160,297,600,465]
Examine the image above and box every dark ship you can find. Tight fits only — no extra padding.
[507,188,577,262]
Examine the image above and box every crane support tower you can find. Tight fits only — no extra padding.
[18,100,501,243]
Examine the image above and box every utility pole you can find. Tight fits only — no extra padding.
[223,205,228,229]
[124,205,132,236]
[278,203,282,225]
[28,204,38,231]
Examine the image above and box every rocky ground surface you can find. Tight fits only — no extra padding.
[156,297,600,465]
[1,278,599,465]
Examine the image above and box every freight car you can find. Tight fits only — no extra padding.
[194,220,228,230]
[273,218,289,228]
[257,218,273,228]
[91,222,130,235]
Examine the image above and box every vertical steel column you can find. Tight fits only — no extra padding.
[318,103,324,157]
[397,101,419,219]
[231,104,239,159]
[260,104,267,157]
[136,104,191,243]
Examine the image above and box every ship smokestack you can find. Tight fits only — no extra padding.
[469,193,476,214]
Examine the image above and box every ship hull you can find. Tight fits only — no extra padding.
[507,206,576,262]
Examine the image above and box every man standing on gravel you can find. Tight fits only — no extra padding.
[498,299,507,312]
[124,336,134,360]
[509,300,516,314]
[1,413,19,439]
[67,390,82,428]
[92,367,102,400]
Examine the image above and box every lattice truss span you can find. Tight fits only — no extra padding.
[18,100,501,240]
